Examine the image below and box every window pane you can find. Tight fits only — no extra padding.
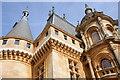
[91,31,100,43]
[14,40,19,45]
[101,59,112,69]
[80,43,85,48]
[36,42,39,47]
[26,43,31,48]
[46,31,48,36]
[64,35,67,40]
[55,30,58,35]
[2,40,7,45]
[72,40,75,44]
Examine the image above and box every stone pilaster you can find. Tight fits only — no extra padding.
[87,56,96,78]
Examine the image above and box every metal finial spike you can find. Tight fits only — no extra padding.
[23,6,29,17]
[26,6,28,11]
[85,4,88,9]
[63,14,66,20]
[63,14,65,17]
[52,6,55,13]
[77,21,80,25]
[48,10,52,16]
[94,8,97,12]
[52,6,54,9]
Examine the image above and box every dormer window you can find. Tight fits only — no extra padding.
[55,30,58,35]
[91,30,100,43]
[64,35,67,40]
[27,43,31,48]
[79,43,85,49]
[72,40,75,44]
[2,40,7,45]
[106,24,113,36]
[46,31,48,36]
[36,42,39,47]
[14,40,19,45]
[107,27,113,36]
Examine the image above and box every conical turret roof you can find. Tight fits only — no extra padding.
[6,9,33,41]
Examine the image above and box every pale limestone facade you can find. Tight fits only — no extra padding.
[0,5,120,79]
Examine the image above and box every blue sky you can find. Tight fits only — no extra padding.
[2,2,118,40]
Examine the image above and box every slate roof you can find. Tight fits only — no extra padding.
[6,16,33,41]
[81,12,94,24]
[47,13,77,36]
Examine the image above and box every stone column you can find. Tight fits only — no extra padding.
[98,31,102,40]
[109,41,120,66]
[80,31,89,50]
[86,36,91,49]
[88,36,92,46]
[80,31,88,50]
[97,17,107,38]
[87,56,96,78]
[113,25,119,39]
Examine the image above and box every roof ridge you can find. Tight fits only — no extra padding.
[53,13,76,28]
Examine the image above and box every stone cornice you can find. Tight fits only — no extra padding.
[80,37,119,61]
[50,38,81,58]
[0,36,33,43]
[0,37,82,65]
[32,38,81,65]
[76,12,117,32]
[32,38,51,65]
[85,36,115,53]
[0,48,33,55]
[0,49,32,64]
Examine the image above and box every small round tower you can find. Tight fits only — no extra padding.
[0,7,33,78]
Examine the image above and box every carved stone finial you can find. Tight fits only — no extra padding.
[94,8,97,12]
[26,6,28,11]
[98,17,102,21]
[77,21,80,25]
[85,4,88,9]
[85,4,93,14]
[48,10,52,16]
[23,6,29,17]
[63,14,66,20]
[52,6,55,13]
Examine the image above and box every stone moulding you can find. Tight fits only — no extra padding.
[33,38,81,65]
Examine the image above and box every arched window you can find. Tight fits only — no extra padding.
[101,59,112,69]
[106,24,113,36]
[91,30,100,43]
[107,27,113,36]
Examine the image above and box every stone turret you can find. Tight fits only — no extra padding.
[6,7,33,41]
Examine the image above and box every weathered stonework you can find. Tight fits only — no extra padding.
[0,5,120,79]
